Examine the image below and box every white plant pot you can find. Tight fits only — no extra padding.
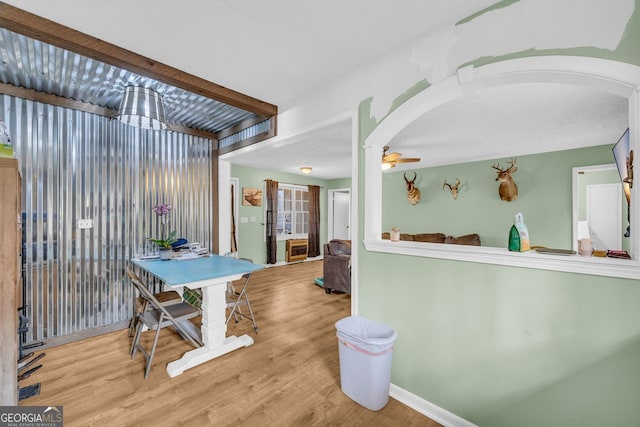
[159,248,172,260]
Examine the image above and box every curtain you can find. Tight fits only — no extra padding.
[308,185,321,257]
[265,179,279,264]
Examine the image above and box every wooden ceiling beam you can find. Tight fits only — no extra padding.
[0,2,278,119]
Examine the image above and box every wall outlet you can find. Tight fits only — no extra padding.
[240,217,249,223]
[77,218,93,229]
[250,216,256,223]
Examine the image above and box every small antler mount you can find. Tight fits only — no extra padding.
[442,178,461,200]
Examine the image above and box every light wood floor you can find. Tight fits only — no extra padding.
[19,260,440,426]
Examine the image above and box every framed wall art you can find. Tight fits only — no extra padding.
[242,188,262,206]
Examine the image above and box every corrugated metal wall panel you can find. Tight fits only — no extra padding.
[1,94,213,344]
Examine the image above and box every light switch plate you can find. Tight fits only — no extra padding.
[77,218,93,229]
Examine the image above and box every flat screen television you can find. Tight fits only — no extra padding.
[612,128,631,194]
[612,128,631,236]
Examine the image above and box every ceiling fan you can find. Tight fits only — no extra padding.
[382,145,421,169]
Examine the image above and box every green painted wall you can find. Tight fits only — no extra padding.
[327,177,352,189]
[459,2,640,76]
[231,165,351,264]
[359,252,640,424]
[356,2,640,426]
[382,145,616,249]
[478,336,640,426]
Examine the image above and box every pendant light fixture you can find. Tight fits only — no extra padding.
[117,86,167,130]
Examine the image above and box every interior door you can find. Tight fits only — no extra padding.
[586,183,622,250]
[330,190,350,240]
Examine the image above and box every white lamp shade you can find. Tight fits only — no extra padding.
[118,86,167,130]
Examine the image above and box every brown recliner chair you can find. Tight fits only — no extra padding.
[323,239,351,294]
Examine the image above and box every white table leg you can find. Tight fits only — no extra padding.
[166,282,254,377]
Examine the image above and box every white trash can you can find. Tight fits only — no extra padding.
[335,316,398,411]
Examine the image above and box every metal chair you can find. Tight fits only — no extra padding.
[127,268,203,378]
[226,258,258,334]
[127,285,182,338]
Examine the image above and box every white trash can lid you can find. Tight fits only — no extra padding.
[336,316,397,353]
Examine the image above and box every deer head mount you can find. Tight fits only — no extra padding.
[443,178,461,200]
[492,158,518,202]
[404,172,421,205]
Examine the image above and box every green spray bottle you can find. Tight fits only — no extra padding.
[508,212,530,251]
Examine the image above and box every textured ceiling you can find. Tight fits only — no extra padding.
[387,82,629,170]
[2,0,499,108]
[226,118,352,180]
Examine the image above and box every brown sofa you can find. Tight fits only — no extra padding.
[322,239,351,294]
[382,232,481,246]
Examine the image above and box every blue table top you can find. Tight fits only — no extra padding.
[130,255,263,286]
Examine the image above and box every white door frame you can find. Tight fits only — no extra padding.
[219,109,360,316]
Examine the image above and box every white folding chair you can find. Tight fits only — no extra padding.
[226,258,258,334]
[127,268,203,378]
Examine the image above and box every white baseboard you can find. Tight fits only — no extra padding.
[264,261,288,267]
[389,383,477,427]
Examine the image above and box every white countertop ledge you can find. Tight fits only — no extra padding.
[363,239,640,280]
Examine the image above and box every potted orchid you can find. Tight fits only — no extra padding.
[149,202,177,260]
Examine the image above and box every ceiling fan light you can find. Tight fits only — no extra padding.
[117,86,167,130]
[381,162,393,171]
